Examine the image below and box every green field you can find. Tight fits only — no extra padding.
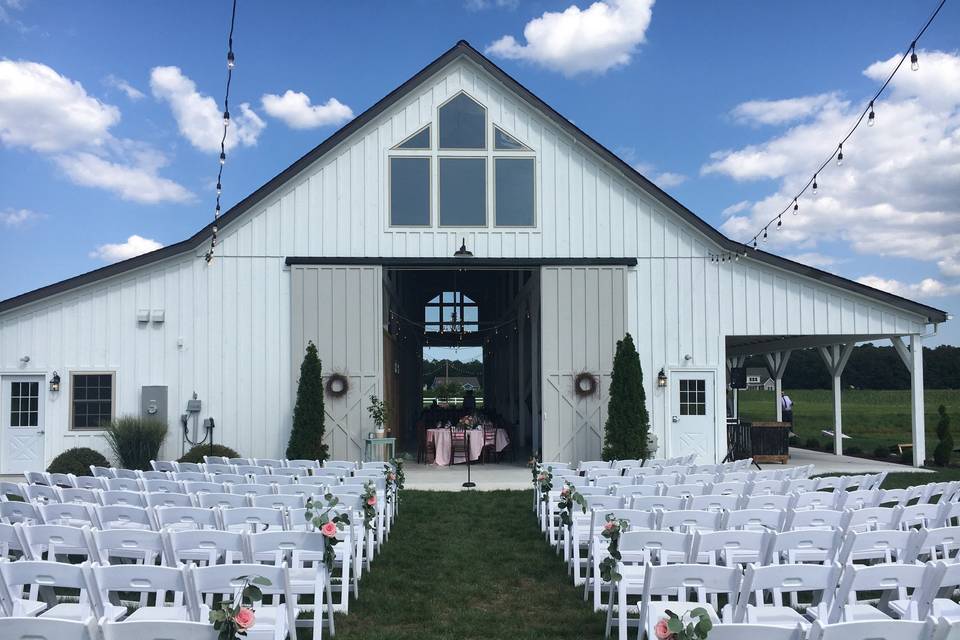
[738,389,959,456]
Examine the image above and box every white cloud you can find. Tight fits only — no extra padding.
[703,49,960,295]
[89,234,163,263]
[0,207,43,227]
[856,275,960,299]
[261,91,353,129]
[652,171,686,188]
[722,200,751,217]
[104,74,144,100]
[55,149,193,204]
[626,155,687,190]
[0,59,120,152]
[731,93,842,126]
[150,65,265,152]
[486,0,655,76]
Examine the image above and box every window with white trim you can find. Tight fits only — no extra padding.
[71,372,115,429]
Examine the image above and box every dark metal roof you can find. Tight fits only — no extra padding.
[0,41,948,324]
[285,257,637,268]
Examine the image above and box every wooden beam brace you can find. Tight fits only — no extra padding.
[891,336,913,373]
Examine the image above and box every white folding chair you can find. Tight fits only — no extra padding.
[786,508,850,532]
[183,481,226,495]
[201,463,236,475]
[37,503,94,528]
[769,528,843,565]
[704,481,746,498]
[219,506,286,533]
[846,506,904,533]
[173,472,210,484]
[164,529,246,567]
[188,562,296,640]
[1,616,98,640]
[22,484,60,504]
[612,485,658,498]
[105,478,141,492]
[92,563,194,621]
[286,459,320,471]
[238,465,271,477]
[692,529,771,567]
[209,473,247,485]
[197,493,249,509]
[732,561,842,627]
[837,489,882,511]
[660,509,723,534]
[142,480,183,495]
[900,503,947,530]
[784,479,819,494]
[58,488,99,505]
[0,522,27,560]
[150,460,178,473]
[923,560,960,623]
[690,494,742,512]
[0,560,122,621]
[202,456,229,465]
[725,508,786,532]
[228,484,275,497]
[838,529,918,565]
[138,471,170,481]
[794,491,843,511]
[630,495,685,512]
[566,497,623,584]
[100,490,147,508]
[827,562,929,623]
[582,508,657,612]
[815,477,847,492]
[71,476,105,491]
[638,473,679,488]
[682,473,718,486]
[93,528,166,566]
[253,494,306,510]
[913,526,960,562]
[269,468,303,478]
[46,473,76,488]
[20,523,97,561]
[173,462,203,473]
[94,505,155,530]
[744,493,795,511]
[154,507,219,531]
[145,493,195,509]
[91,466,117,479]
[808,619,932,640]
[637,563,740,640]
[664,483,709,499]
[0,501,41,525]
[324,461,357,471]
[707,623,803,640]
[255,458,286,468]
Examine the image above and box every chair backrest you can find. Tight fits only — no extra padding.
[94,504,155,530]
[145,492,195,508]
[814,476,846,492]
[165,529,246,566]
[21,523,94,560]
[138,470,170,481]
[0,522,25,559]
[664,483,709,498]
[579,460,611,472]
[637,473,679,487]
[708,481,747,497]
[785,508,849,531]
[47,472,76,488]
[793,491,838,511]
[593,476,627,489]
[219,506,286,533]
[100,490,146,507]
[58,488,99,505]
[173,471,209,483]
[838,529,918,565]
[618,530,692,565]
[229,457,253,465]
[846,506,903,533]
[253,493,306,510]
[749,479,787,496]
[689,494,741,512]
[142,479,183,494]
[247,530,335,567]
[692,529,771,566]
[0,559,95,611]
[724,508,785,532]
[706,624,803,640]
[769,528,842,565]
[72,476,105,491]
[829,562,929,624]
[659,509,723,533]
[252,473,293,486]
[150,460,178,472]
[837,489,881,511]
[784,478,818,494]
[183,481,225,495]
[93,528,165,565]
[154,506,220,531]
[202,456,229,465]
[639,563,741,624]
[735,561,842,622]
[37,503,94,527]
[900,502,946,530]
[253,458,285,468]
[586,468,621,479]
[718,471,751,483]
[236,465,270,476]
[23,484,60,503]
[197,492,249,509]
[92,563,190,614]
[286,459,320,470]
[913,526,960,562]
[2,616,98,640]
[613,484,658,498]
[174,462,203,472]
[744,493,794,511]
[90,465,116,478]
[0,501,41,524]
[630,495,685,511]
[106,477,141,492]
[324,461,358,470]
[227,483,274,497]
[202,463,236,474]
[593,508,658,531]
[808,619,932,640]
[269,467,303,477]
[101,619,217,640]
[189,562,294,631]
[683,473,718,486]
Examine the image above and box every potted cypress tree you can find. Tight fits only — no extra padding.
[286,342,329,462]
[602,333,650,461]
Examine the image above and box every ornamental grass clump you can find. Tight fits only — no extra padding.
[103,415,168,471]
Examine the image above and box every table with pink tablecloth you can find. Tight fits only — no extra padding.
[427,428,510,466]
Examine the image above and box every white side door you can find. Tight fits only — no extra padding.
[2,376,45,474]
[668,371,715,463]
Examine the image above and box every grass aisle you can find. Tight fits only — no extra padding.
[333,489,605,640]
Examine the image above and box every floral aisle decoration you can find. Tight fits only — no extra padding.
[304,493,351,572]
[598,513,629,582]
[558,480,587,528]
[384,457,404,504]
[360,481,378,530]
[655,608,713,640]
[209,574,270,640]
[531,463,553,502]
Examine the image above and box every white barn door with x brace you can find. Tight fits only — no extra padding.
[2,375,45,474]
[540,265,628,464]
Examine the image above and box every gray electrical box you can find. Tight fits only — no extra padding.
[141,386,168,425]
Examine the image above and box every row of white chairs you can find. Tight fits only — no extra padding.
[575,454,703,473]
[1,522,361,616]
[0,558,332,640]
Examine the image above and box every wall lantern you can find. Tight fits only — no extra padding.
[50,371,61,393]
[453,238,473,258]
[657,368,668,388]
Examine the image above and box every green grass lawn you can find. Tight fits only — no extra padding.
[738,389,959,454]
[332,490,605,640]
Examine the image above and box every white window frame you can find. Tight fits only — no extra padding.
[388,156,433,228]
[69,371,116,431]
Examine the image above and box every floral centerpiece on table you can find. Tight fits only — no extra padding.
[209,574,270,640]
[360,481,378,530]
[598,513,629,582]
[655,608,713,640]
[457,414,481,430]
[558,480,587,528]
[304,493,351,572]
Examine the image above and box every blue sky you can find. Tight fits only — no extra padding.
[2,0,958,353]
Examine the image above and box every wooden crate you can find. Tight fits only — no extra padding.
[749,421,791,464]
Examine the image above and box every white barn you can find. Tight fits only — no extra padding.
[0,42,948,472]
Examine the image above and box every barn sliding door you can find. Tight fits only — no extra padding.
[540,266,628,464]
[290,265,383,461]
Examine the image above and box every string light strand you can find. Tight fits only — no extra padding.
[746,0,947,250]
[205,0,238,264]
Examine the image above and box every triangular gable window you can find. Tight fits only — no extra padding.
[494,126,529,150]
[393,125,431,150]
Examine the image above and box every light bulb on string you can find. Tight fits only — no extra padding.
[777,216,782,229]
[216,182,222,196]
[867,102,875,127]
[223,110,230,127]
[836,144,844,167]
[753,239,758,250]
[812,174,818,195]
[227,50,236,69]
[911,42,919,71]
[793,199,799,215]
[762,227,768,242]
[219,152,226,165]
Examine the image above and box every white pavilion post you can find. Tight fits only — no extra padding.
[892,335,926,468]
[764,351,792,422]
[818,343,854,456]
